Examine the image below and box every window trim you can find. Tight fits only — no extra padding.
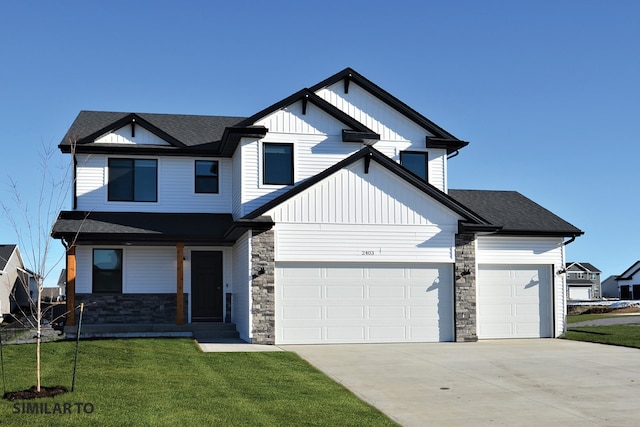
[400,151,429,181]
[194,160,220,194]
[92,248,123,294]
[107,158,158,202]
[263,143,294,186]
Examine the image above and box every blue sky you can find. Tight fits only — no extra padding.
[0,1,638,285]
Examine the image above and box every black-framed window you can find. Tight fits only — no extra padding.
[195,160,219,194]
[93,249,123,293]
[108,158,157,202]
[263,143,293,185]
[400,151,428,181]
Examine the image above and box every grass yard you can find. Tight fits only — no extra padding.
[0,338,398,427]
[564,324,640,349]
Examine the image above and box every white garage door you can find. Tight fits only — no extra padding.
[568,287,591,300]
[477,265,553,339]
[275,263,454,344]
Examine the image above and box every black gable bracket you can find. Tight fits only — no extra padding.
[131,118,136,138]
[302,95,308,115]
[364,153,371,174]
[344,73,351,94]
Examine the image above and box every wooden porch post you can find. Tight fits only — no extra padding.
[176,243,184,325]
[66,245,76,326]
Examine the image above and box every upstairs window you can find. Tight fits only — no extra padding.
[93,249,123,293]
[108,158,157,202]
[195,160,219,194]
[263,143,293,185]
[400,151,428,181]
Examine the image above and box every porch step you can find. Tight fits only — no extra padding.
[63,322,239,341]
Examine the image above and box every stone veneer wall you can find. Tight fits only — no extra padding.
[250,229,275,344]
[454,234,478,342]
[74,293,188,324]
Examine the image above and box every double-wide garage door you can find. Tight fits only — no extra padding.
[477,264,553,339]
[275,263,454,344]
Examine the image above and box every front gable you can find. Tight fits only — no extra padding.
[265,159,462,227]
[95,122,172,146]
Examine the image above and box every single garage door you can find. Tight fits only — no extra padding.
[477,265,553,339]
[568,286,591,301]
[275,263,454,344]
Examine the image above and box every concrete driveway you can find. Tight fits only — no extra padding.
[283,339,640,427]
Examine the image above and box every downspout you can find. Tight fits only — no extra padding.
[447,150,460,160]
[563,235,578,246]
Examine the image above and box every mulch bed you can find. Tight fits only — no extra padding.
[3,385,68,400]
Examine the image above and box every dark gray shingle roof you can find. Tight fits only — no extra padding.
[60,111,246,148]
[51,211,236,244]
[449,190,583,236]
[0,244,16,270]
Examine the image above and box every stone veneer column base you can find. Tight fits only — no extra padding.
[455,233,478,342]
[250,229,275,345]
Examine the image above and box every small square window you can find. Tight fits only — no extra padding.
[263,143,293,185]
[400,151,428,181]
[195,160,219,194]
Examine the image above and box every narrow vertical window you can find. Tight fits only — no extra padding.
[195,160,219,193]
[93,249,123,293]
[263,143,293,185]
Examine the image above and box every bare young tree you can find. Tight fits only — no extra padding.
[1,141,74,392]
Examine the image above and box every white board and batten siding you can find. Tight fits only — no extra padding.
[315,82,449,191]
[476,236,566,338]
[94,124,170,146]
[75,154,232,213]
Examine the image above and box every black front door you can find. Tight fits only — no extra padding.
[191,251,223,322]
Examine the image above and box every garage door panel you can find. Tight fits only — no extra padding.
[276,263,454,344]
[477,264,552,339]
[283,306,322,320]
[326,286,364,299]
[327,306,365,319]
[326,326,365,341]
[283,286,322,299]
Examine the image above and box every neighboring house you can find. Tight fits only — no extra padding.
[0,244,36,316]
[608,261,640,300]
[601,275,619,299]
[51,68,583,344]
[565,262,601,300]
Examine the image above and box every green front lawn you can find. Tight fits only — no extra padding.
[0,338,398,426]
[564,325,640,349]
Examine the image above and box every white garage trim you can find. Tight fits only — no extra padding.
[275,262,454,344]
[477,264,553,339]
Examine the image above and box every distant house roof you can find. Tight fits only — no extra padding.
[566,262,601,273]
[617,261,640,281]
[0,244,17,271]
[448,190,583,237]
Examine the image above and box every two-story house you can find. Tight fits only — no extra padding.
[565,262,601,300]
[52,68,583,344]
